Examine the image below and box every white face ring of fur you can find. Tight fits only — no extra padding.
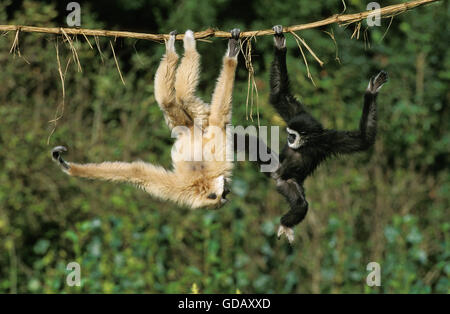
[286,127,303,149]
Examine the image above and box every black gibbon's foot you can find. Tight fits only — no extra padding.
[272,25,286,49]
[277,225,294,244]
[227,28,241,58]
[51,146,70,170]
[367,70,388,94]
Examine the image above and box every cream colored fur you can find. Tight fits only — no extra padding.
[58,30,239,209]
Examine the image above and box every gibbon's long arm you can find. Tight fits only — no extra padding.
[51,146,179,201]
[269,25,308,122]
[326,71,388,155]
[209,28,240,127]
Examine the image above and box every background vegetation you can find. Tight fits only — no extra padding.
[0,0,448,293]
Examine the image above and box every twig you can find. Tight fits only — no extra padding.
[351,22,361,40]
[290,32,316,86]
[9,28,30,64]
[340,0,347,14]
[110,40,126,85]
[241,35,260,125]
[363,26,371,49]
[290,31,324,67]
[323,28,340,63]
[381,16,395,42]
[81,31,93,49]
[47,40,66,144]
[61,28,82,72]
[94,35,104,63]
[9,28,20,55]
[0,0,439,40]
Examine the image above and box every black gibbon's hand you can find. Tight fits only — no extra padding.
[367,70,388,94]
[227,28,241,58]
[167,30,177,51]
[51,146,70,170]
[273,25,286,49]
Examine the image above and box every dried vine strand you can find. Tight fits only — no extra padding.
[241,35,260,125]
[0,0,439,41]
[47,40,68,144]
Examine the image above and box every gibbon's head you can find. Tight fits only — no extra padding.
[187,175,231,209]
[287,114,323,149]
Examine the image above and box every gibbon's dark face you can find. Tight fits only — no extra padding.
[286,113,323,149]
[205,176,231,208]
[207,186,230,204]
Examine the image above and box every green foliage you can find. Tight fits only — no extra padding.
[0,0,448,293]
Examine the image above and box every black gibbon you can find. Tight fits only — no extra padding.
[269,25,388,242]
[52,29,241,209]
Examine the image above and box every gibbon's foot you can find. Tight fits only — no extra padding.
[277,225,294,244]
[51,146,70,170]
[273,25,286,49]
[183,29,196,51]
[367,70,388,94]
[166,30,177,52]
[227,28,241,58]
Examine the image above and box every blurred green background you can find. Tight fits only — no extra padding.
[0,0,448,293]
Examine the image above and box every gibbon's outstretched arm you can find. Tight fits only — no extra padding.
[51,146,180,201]
[326,71,388,155]
[269,25,307,122]
[209,28,240,127]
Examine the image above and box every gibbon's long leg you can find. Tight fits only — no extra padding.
[174,30,209,125]
[209,28,240,127]
[51,146,179,200]
[154,31,190,129]
[270,25,307,122]
[326,71,388,154]
[275,178,308,243]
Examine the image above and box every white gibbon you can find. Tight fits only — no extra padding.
[52,29,241,209]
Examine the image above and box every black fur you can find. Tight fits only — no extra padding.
[269,26,388,229]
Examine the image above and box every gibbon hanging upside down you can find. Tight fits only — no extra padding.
[269,25,388,243]
[52,29,241,209]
